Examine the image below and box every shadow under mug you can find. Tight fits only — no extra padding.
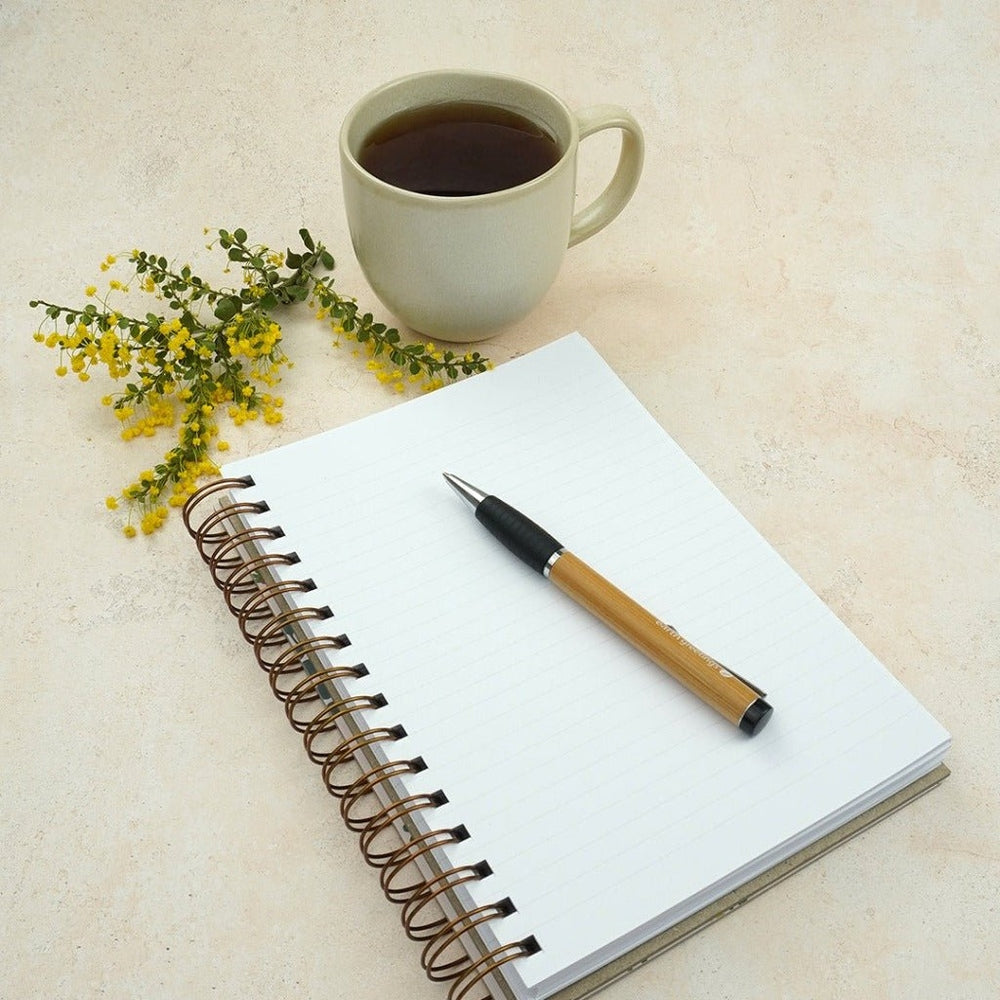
[339,70,644,342]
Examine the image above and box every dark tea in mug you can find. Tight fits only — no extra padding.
[358,100,561,197]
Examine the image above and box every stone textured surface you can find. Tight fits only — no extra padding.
[1,2,996,998]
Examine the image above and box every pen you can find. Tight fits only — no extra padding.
[443,473,773,736]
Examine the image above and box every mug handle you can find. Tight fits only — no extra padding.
[568,106,645,248]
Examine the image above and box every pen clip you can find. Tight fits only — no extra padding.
[660,621,767,697]
[722,664,768,698]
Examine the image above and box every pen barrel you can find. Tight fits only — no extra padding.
[547,552,764,730]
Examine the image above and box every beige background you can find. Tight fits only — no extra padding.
[2,2,997,998]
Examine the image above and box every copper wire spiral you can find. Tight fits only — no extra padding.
[447,939,541,1000]
[380,826,470,903]
[257,634,354,701]
[400,863,494,941]
[182,478,530,1000]
[357,792,449,868]
[317,724,405,780]
[422,899,516,981]
[221,550,302,615]
[251,604,334,660]
[181,475,255,545]
[280,665,368,724]
[207,525,287,582]
[339,757,428,832]
[304,696,389,772]
[192,500,270,564]
[236,578,318,642]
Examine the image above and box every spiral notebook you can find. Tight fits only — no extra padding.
[184,332,949,1000]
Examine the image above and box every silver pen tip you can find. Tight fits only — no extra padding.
[443,472,489,509]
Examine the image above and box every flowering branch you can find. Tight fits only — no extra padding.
[31,227,491,535]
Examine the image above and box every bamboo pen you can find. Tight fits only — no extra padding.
[443,473,773,735]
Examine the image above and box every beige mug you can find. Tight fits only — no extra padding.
[339,70,644,342]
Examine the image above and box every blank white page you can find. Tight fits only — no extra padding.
[223,333,949,1000]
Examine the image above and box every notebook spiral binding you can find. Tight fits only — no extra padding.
[183,477,540,1000]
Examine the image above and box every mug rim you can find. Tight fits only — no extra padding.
[339,68,580,204]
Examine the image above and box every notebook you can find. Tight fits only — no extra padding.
[183,332,950,1000]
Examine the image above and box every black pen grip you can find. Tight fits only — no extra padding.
[475,496,563,575]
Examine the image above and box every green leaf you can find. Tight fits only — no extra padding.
[410,361,422,375]
[285,249,303,269]
[299,228,315,250]
[320,250,335,269]
[233,228,247,244]
[214,296,242,321]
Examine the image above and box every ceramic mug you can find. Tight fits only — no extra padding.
[339,70,644,342]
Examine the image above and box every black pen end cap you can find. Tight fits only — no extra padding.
[739,698,773,736]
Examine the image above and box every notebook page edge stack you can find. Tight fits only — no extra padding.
[183,332,949,1000]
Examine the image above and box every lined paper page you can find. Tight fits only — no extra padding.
[223,334,948,999]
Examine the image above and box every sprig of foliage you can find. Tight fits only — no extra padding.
[31,227,491,536]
